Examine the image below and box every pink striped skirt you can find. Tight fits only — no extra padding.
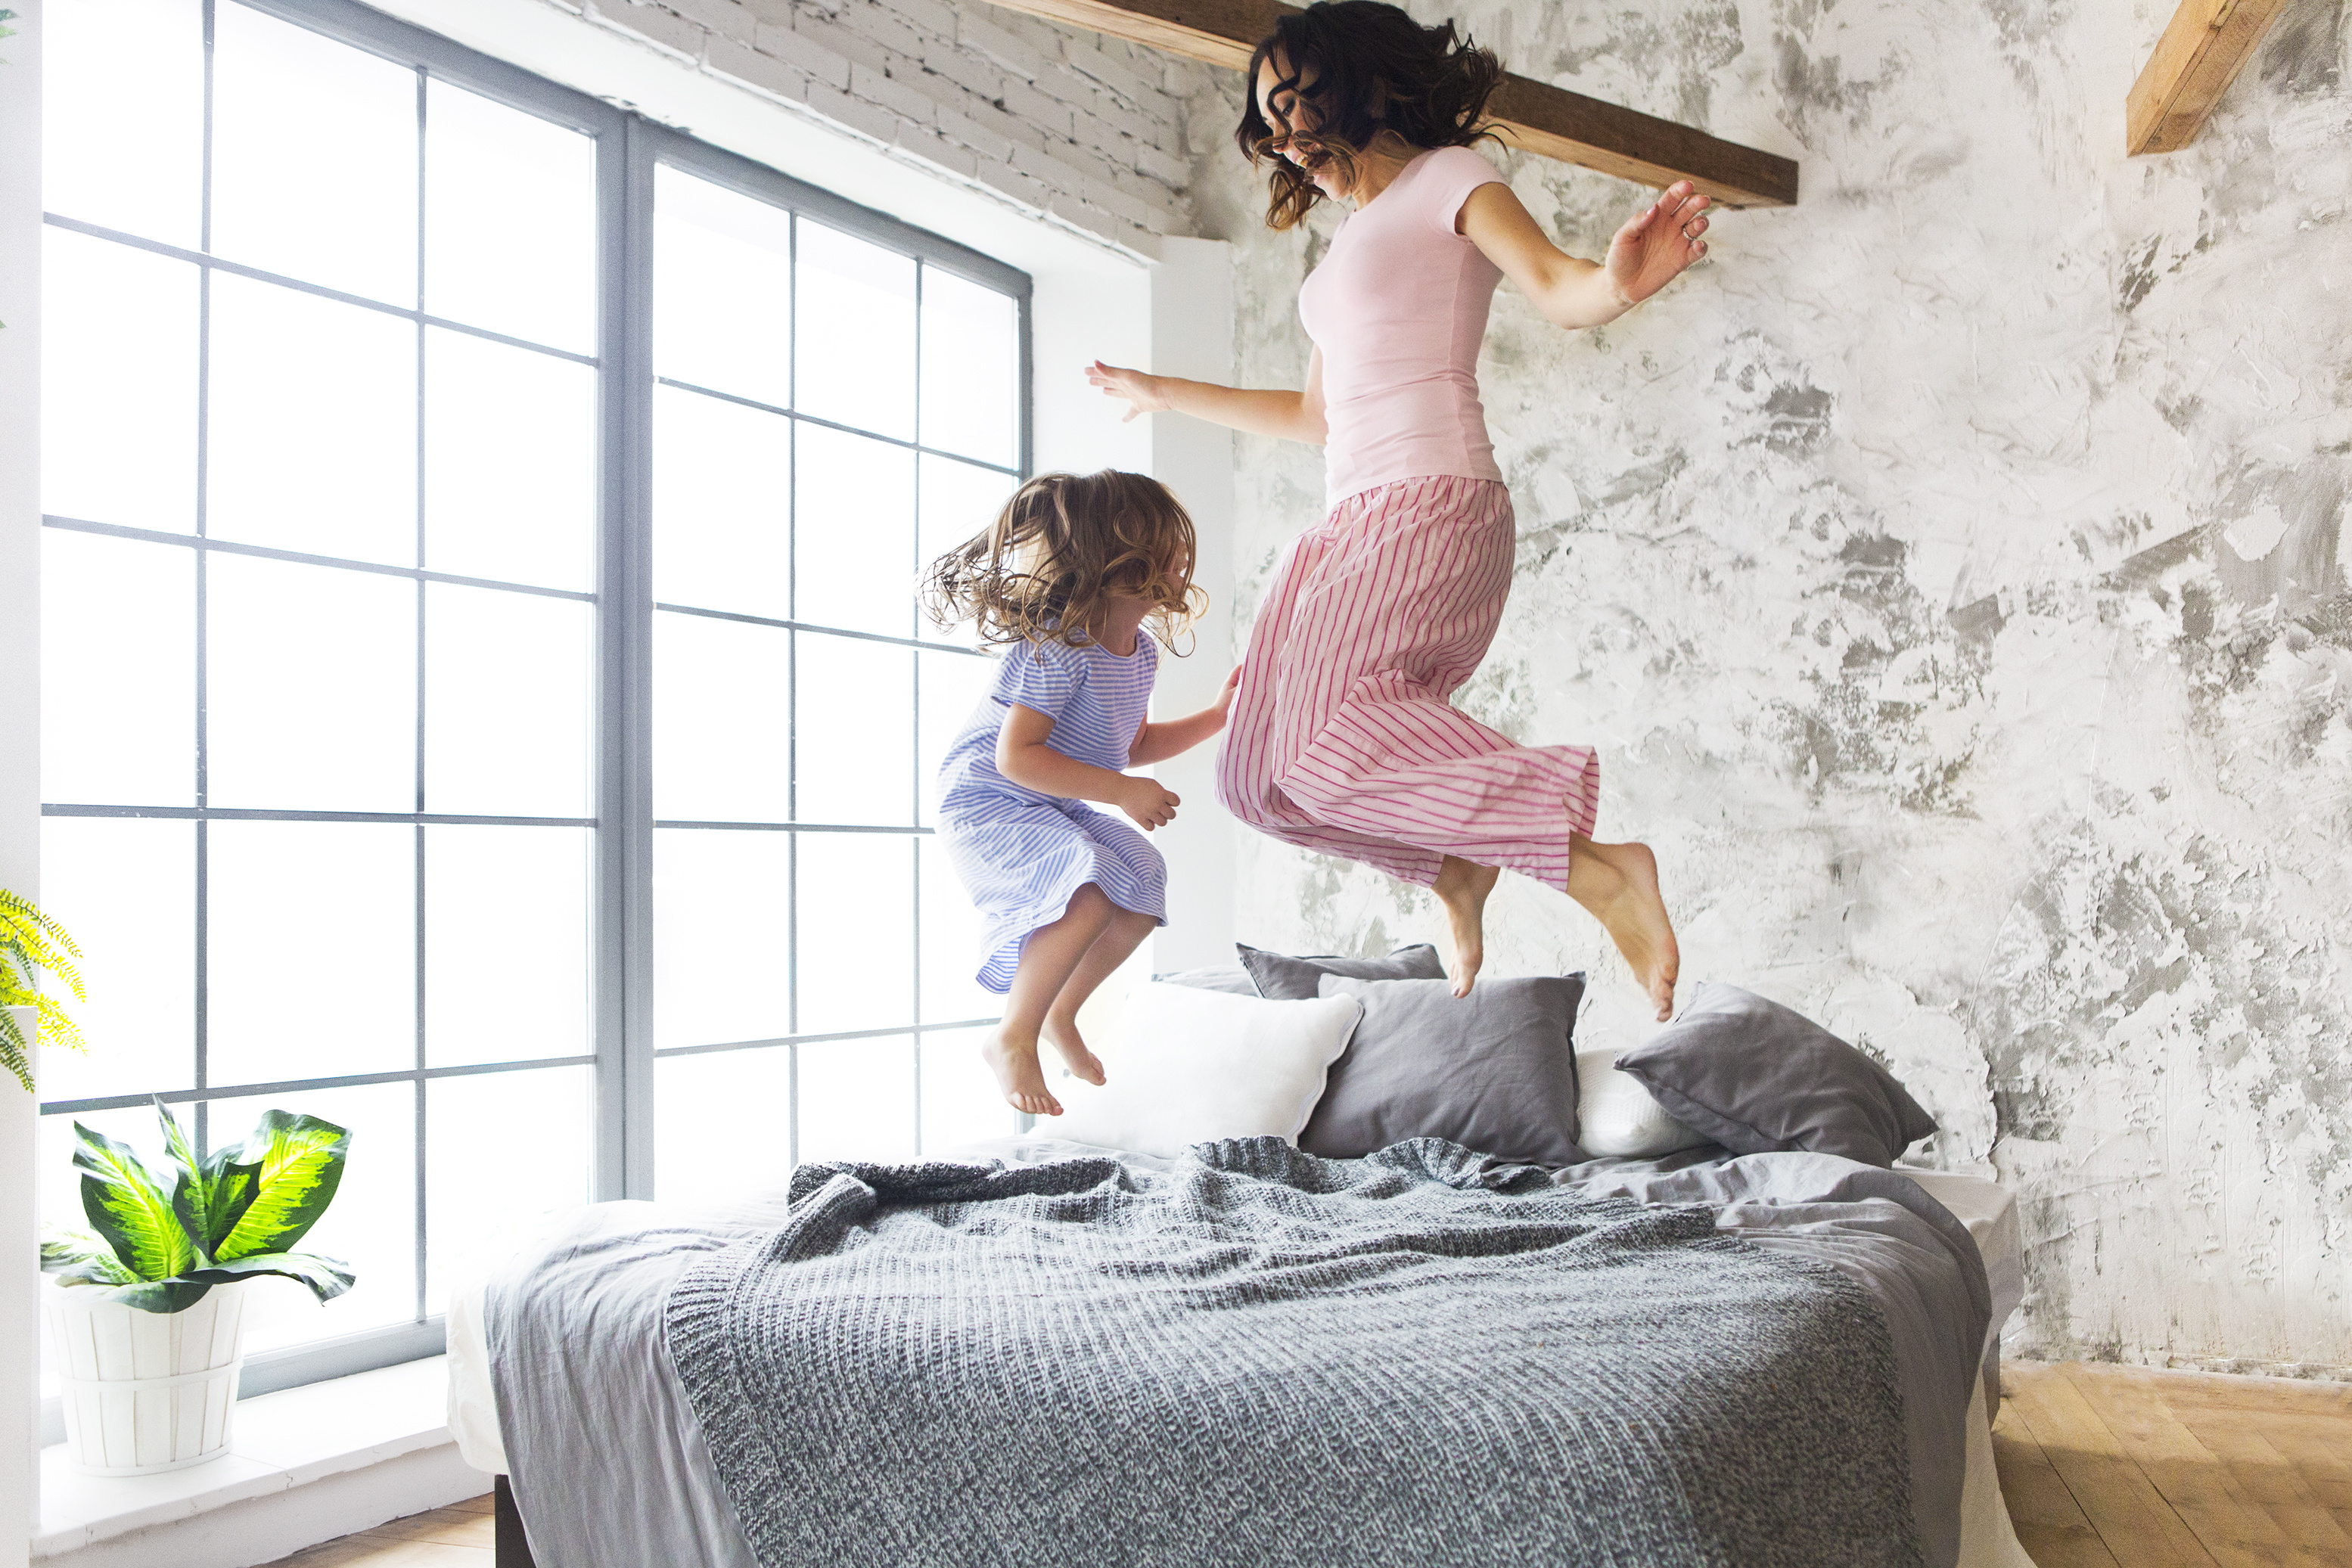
[1214,474,1599,891]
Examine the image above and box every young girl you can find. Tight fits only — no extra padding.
[1088,0,1705,1018]
[927,470,1236,1116]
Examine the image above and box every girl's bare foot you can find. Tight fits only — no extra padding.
[1039,1012,1105,1085]
[1566,837,1679,1021]
[981,1030,1062,1116]
[1433,856,1502,997]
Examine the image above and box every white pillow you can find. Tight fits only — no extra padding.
[1575,1048,1711,1158]
[1054,981,1362,1159]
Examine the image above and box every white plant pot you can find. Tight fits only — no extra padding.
[42,1277,253,1476]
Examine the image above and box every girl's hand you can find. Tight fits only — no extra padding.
[1603,181,1710,307]
[1211,666,1241,725]
[1087,361,1171,423]
[1117,777,1180,831]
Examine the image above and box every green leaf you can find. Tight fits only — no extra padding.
[84,1278,216,1314]
[188,1251,356,1304]
[156,1098,260,1259]
[50,1253,141,1288]
[211,1110,350,1263]
[0,1008,26,1094]
[72,1122,197,1284]
[40,1226,132,1278]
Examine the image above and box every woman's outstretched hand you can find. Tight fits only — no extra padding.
[1087,361,1170,423]
[1603,180,1711,307]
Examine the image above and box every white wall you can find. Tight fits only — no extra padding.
[1184,0,2352,1375]
[0,1,44,1554]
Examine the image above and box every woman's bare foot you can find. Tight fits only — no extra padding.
[980,1029,1062,1116]
[1565,837,1679,1020]
[1433,856,1502,997]
[1039,1012,1105,1085]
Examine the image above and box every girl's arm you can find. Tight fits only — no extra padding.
[1127,668,1240,767]
[1086,352,1328,445]
[1459,179,1711,331]
[997,703,1181,830]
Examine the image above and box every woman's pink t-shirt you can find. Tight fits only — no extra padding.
[1297,144,1509,506]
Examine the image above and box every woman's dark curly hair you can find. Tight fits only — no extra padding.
[923,470,1205,653]
[1234,0,1502,231]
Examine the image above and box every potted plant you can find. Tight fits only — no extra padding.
[39,1098,356,1475]
[2,887,86,1094]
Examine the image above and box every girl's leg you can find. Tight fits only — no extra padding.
[1039,906,1157,1085]
[983,883,1118,1116]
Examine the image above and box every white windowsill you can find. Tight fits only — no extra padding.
[34,1355,478,1563]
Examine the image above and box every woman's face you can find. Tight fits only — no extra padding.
[1254,54,1350,200]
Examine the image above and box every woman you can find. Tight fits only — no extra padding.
[1089,0,1707,1017]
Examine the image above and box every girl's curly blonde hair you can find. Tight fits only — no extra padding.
[924,470,1205,651]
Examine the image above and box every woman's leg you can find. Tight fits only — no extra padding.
[1039,906,1158,1085]
[982,883,1119,1116]
[1565,835,1679,1021]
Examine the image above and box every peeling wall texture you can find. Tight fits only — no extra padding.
[1176,0,2352,1375]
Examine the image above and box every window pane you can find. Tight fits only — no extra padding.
[917,648,993,827]
[655,1048,795,1204]
[654,166,791,408]
[225,1081,418,1350]
[425,585,592,818]
[919,836,997,1026]
[206,821,414,1087]
[423,79,595,353]
[796,834,912,1036]
[919,269,1018,467]
[426,1067,590,1312]
[918,455,1020,647]
[41,228,199,534]
[207,272,417,567]
[207,555,415,812]
[654,384,790,619]
[425,827,590,1069]
[921,1026,1017,1155]
[654,829,791,1050]
[40,531,194,806]
[212,1,418,305]
[797,1036,915,1165]
[654,612,789,824]
[796,221,914,440]
[42,0,204,247]
[795,425,915,638]
[795,634,912,826]
[424,328,594,591]
[35,818,195,1104]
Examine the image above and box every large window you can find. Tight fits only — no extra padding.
[37,0,1027,1397]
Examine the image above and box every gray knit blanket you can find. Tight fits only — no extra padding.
[665,1138,1922,1568]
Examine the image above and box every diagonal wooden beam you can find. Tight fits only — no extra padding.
[985,0,1800,207]
[2127,0,2293,154]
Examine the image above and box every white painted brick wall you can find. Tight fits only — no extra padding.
[566,0,1219,255]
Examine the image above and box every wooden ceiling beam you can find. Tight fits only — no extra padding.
[2127,0,2293,154]
[985,0,1801,207]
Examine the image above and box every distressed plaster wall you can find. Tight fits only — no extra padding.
[1176,0,2352,1374]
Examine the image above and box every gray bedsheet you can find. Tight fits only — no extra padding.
[487,1138,1987,1568]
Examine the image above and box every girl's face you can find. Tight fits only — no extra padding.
[1254,54,1351,201]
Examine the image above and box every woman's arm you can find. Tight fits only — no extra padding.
[997,703,1180,829]
[1459,179,1711,331]
[1127,668,1240,767]
[1087,352,1328,445]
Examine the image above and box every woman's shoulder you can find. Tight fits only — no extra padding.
[1412,144,1508,231]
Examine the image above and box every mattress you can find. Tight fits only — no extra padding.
[446,1150,2028,1568]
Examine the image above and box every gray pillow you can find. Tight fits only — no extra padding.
[1611,983,1935,1168]
[1237,942,1446,1001]
[1305,974,1587,1166]
[1151,965,1258,995]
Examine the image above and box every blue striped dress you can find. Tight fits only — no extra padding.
[936,633,1167,993]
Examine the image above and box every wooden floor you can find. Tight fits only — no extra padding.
[1996,1360,2352,1566]
[262,1362,2352,1567]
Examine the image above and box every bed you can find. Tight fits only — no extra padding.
[446,1133,2031,1568]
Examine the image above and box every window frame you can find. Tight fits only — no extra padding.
[36,0,1032,1406]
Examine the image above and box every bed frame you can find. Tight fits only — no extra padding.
[494,1475,538,1568]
